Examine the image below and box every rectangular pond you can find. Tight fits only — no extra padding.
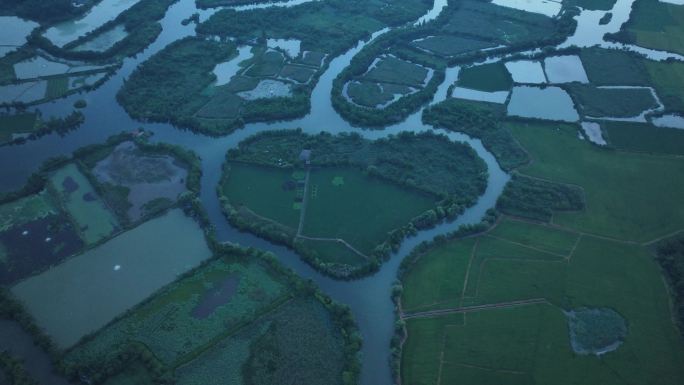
[43,0,141,48]
[452,87,509,104]
[507,86,580,122]
[11,209,212,349]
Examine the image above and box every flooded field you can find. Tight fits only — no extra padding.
[0,16,38,57]
[505,60,547,84]
[212,45,253,86]
[73,24,129,52]
[267,38,301,58]
[237,79,292,100]
[10,209,211,349]
[544,55,589,83]
[452,87,509,104]
[507,86,579,122]
[43,0,141,47]
[0,81,47,104]
[93,141,188,221]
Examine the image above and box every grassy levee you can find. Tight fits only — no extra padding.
[508,121,684,242]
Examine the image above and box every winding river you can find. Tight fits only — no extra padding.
[0,0,680,383]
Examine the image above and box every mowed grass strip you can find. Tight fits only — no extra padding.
[508,121,684,242]
[488,217,579,256]
[301,167,437,255]
[401,239,476,313]
[222,162,301,229]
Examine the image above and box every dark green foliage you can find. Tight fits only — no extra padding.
[457,62,513,92]
[0,352,37,385]
[98,183,132,225]
[422,98,528,171]
[229,130,487,198]
[242,300,346,385]
[603,121,684,155]
[656,236,684,336]
[579,48,651,86]
[30,0,176,62]
[566,84,658,118]
[411,35,495,57]
[74,99,87,109]
[197,0,433,54]
[496,174,585,222]
[117,37,236,128]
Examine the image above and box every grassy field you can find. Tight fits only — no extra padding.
[645,59,684,113]
[457,62,512,92]
[279,64,315,83]
[301,167,436,255]
[401,239,476,313]
[346,81,411,108]
[63,257,287,365]
[49,163,119,244]
[363,57,429,87]
[567,84,658,117]
[507,121,684,242]
[45,77,69,99]
[623,0,684,55]
[579,48,651,86]
[245,51,285,77]
[441,0,559,45]
[400,219,684,385]
[222,162,302,229]
[488,217,579,256]
[603,121,684,155]
[412,35,495,57]
[0,113,38,144]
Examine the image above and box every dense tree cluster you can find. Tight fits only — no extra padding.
[656,237,684,336]
[496,174,585,222]
[423,99,529,171]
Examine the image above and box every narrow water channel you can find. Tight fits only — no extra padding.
[1,0,681,383]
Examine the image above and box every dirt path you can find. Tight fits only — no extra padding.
[296,168,311,237]
[401,298,548,320]
[296,235,369,260]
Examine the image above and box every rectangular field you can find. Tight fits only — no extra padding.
[508,121,684,242]
[11,209,212,349]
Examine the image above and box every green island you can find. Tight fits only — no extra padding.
[218,130,487,278]
[0,134,361,385]
[116,0,434,135]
